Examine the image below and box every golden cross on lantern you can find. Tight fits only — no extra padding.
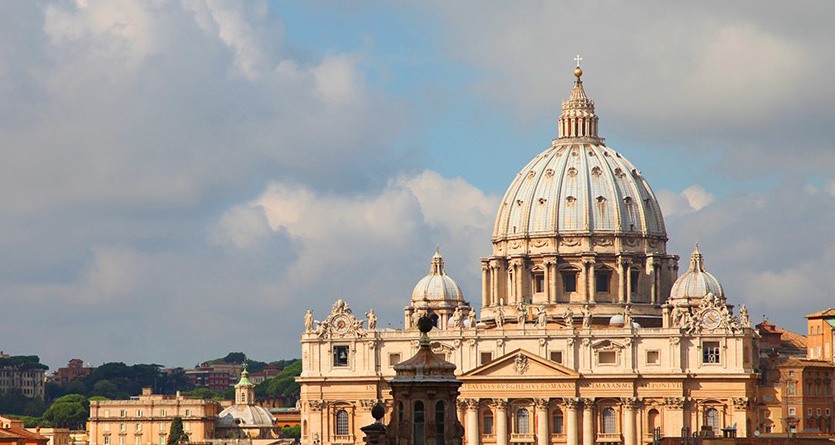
[574,54,583,68]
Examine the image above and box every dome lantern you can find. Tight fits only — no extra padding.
[558,56,600,141]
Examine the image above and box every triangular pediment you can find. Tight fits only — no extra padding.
[461,348,579,379]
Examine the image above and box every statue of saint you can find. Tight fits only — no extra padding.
[366,309,377,330]
[536,307,548,329]
[304,310,314,333]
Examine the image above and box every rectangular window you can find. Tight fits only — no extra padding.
[595,271,610,293]
[159,437,165,445]
[553,413,564,434]
[104,437,110,445]
[120,410,127,417]
[333,345,350,367]
[120,424,126,432]
[534,274,545,293]
[702,342,720,364]
[817,408,821,416]
[789,407,796,416]
[135,424,141,431]
[827,409,831,416]
[646,350,660,365]
[563,273,577,293]
[104,424,110,432]
[160,424,166,432]
[134,437,141,445]
[808,408,813,416]
[184,409,191,417]
[119,437,125,445]
[104,410,110,418]
[630,270,639,293]
[159,409,166,417]
[483,414,493,434]
[480,352,493,366]
[389,353,401,367]
[136,410,142,418]
[550,351,563,364]
[184,423,190,432]
[598,351,617,365]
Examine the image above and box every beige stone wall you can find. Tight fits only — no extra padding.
[299,324,757,445]
[88,394,221,445]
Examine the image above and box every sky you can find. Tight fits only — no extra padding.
[1,0,834,370]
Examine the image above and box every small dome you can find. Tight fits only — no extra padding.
[670,244,724,303]
[411,248,463,306]
[217,405,275,428]
[609,314,625,326]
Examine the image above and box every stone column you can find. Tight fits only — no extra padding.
[515,261,525,303]
[495,399,508,445]
[663,397,685,438]
[626,264,633,304]
[732,398,749,438]
[466,399,480,445]
[618,257,626,304]
[565,398,579,445]
[507,266,515,305]
[535,399,549,445]
[308,400,328,445]
[482,263,490,308]
[583,258,595,303]
[543,260,552,303]
[650,260,659,305]
[550,263,559,303]
[582,399,594,445]
[622,398,638,445]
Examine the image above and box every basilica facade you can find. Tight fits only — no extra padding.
[297,64,758,445]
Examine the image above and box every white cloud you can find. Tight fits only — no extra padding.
[657,185,714,217]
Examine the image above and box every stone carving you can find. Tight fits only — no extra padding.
[623,304,633,327]
[493,398,508,409]
[495,306,505,328]
[366,309,377,330]
[536,306,548,329]
[316,299,366,338]
[739,305,750,328]
[465,398,480,410]
[304,310,314,333]
[562,307,574,328]
[560,237,581,247]
[308,400,328,411]
[664,397,686,409]
[359,399,378,410]
[448,306,463,329]
[582,304,592,328]
[456,399,469,411]
[562,398,581,409]
[514,354,529,375]
[467,309,477,329]
[516,301,527,327]
[593,236,613,247]
[534,398,549,409]
[732,397,749,409]
[621,397,641,409]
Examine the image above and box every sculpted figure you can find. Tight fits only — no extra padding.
[495,306,505,328]
[739,305,750,327]
[467,309,476,328]
[671,306,684,326]
[582,305,592,328]
[516,301,527,327]
[304,310,314,333]
[366,309,377,330]
[536,307,548,329]
[563,307,574,328]
[448,307,462,329]
[623,304,633,327]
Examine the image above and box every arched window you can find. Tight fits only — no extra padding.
[398,401,404,422]
[435,401,445,443]
[705,408,720,432]
[516,408,530,434]
[647,409,659,434]
[552,408,564,434]
[335,409,349,436]
[483,411,494,434]
[302,420,307,436]
[602,407,617,434]
[414,401,425,445]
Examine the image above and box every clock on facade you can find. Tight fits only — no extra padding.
[701,309,721,329]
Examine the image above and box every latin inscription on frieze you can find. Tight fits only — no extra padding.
[466,382,574,391]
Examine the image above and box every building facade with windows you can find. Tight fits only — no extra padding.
[298,65,759,445]
[88,388,222,445]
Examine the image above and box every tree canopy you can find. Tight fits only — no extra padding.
[41,394,88,429]
[167,417,188,445]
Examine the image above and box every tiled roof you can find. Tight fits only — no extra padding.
[805,308,835,319]
[779,357,835,368]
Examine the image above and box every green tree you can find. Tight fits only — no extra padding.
[167,417,188,445]
[41,394,89,429]
[281,425,301,439]
[221,352,246,364]
[92,380,120,399]
[180,388,216,400]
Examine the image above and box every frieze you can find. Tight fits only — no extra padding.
[467,382,574,391]
[732,397,750,409]
[637,382,682,389]
[580,382,632,389]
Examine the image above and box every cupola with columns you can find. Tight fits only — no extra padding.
[482,58,679,326]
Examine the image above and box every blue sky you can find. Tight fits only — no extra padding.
[0,0,834,369]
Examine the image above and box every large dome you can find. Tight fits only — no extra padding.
[217,405,275,428]
[493,142,666,240]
